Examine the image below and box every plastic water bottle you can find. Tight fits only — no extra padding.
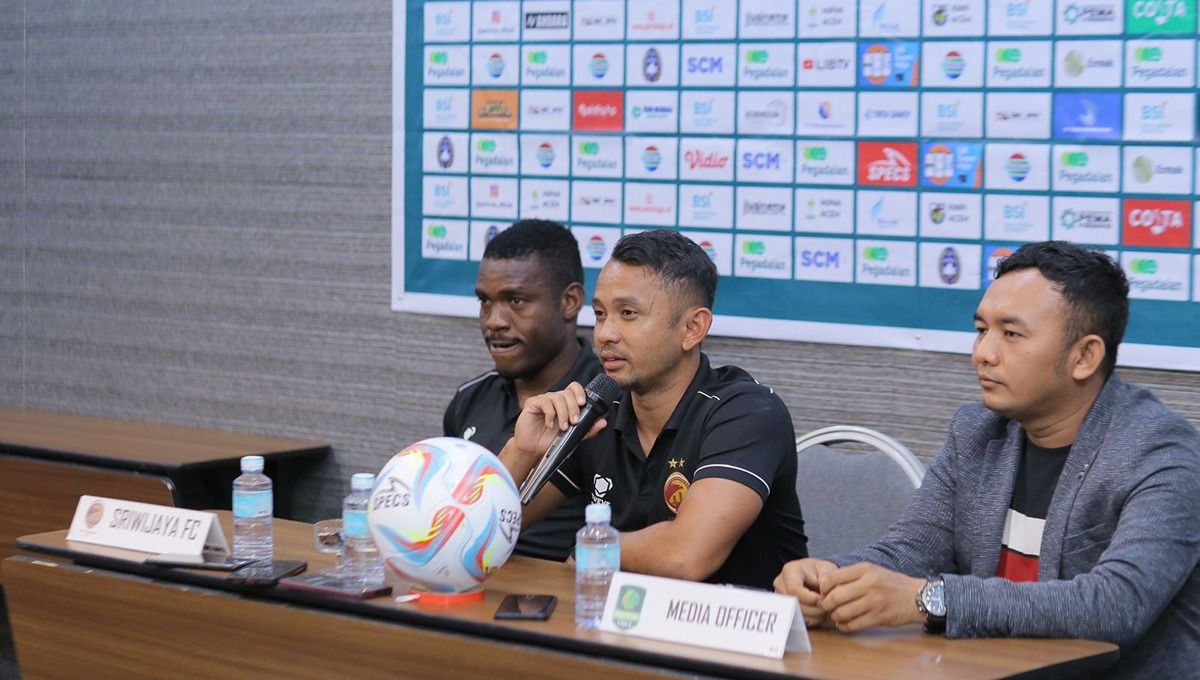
[342,473,385,588]
[232,455,273,563]
[575,503,620,629]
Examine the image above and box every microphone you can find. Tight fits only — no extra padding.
[519,373,621,505]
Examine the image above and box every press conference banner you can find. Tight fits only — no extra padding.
[392,1,1200,371]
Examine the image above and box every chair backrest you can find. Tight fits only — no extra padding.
[794,426,926,559]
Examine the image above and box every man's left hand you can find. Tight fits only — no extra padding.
[818,562,927,632]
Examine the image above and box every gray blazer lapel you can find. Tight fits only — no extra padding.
[973,421,1024,577]
[1038,377,1120,579]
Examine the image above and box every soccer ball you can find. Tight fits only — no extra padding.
[367,437,522,593]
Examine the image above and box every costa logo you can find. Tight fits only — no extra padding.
[858,142,918,187]
[1123,199,1192,248]
[572,91,624,131]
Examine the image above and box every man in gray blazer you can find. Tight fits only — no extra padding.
[776,241,1200,677]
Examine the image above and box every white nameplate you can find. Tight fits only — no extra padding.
[66,495,231,562]
[598,572,811,658]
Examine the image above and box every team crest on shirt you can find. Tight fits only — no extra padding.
[663,472,690,514]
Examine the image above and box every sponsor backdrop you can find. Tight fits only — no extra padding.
[395,0,1200,370]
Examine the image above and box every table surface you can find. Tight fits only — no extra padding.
[0,406,328,472]
[14,514,1119,680]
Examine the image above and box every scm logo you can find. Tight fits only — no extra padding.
[800,250,841,268]
[742,152,781,170]
[687,56,724,73]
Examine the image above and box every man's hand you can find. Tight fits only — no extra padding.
[818,562,926,632]
[774,558,838,627]
[509,382,608,467]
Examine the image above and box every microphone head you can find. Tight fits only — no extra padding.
[584,373,621,412]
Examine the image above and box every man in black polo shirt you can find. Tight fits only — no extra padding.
[499,230,808,589]
[443,220,601,561]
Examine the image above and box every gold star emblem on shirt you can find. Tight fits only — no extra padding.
[668,458,684,470]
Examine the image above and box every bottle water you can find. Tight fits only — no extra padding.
[575,503,620,629]
[342,473,385,588]
[232,455,273,563]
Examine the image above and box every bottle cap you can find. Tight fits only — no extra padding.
[585,503,611,524]
[240,455,265,473]
[351,473,376,491]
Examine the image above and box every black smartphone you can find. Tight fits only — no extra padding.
[226,559,307,586]
[143,554,255,571]
[278,572,393,600]
[494,593,557,621]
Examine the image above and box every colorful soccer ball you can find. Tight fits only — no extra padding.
[367,437,521,593]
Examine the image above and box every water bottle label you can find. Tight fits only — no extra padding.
[232,490,272,519]
[575,544,620,572]
[344,509,370,538]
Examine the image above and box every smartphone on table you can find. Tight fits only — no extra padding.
[494,594,558,621]
[278,572,393,599]
[226,559,307,586]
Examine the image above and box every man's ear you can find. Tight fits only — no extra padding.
[679,306,713,352]
[561,282,584,321]
[1068,334,1106,382]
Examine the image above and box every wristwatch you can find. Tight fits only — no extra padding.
[917,577,947,633]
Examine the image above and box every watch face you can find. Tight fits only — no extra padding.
[922,581,947,617]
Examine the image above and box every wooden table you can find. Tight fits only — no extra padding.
[0,407,329,573]
[4,515,1118,680]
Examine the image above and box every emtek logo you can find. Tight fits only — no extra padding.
[863,246,889,261]
[743,240,766,255]
[1129,258,1158,274]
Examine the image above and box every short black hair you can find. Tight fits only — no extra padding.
[994,240,1129,377]
[482,219,583,293]
[609,230,718,314]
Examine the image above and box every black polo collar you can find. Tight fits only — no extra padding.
[607,353,712,454]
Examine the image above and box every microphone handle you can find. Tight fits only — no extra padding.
[519,429,572,505]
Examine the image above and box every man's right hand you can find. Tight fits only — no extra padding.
[774,558,838,627]
[510,381,608,465]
